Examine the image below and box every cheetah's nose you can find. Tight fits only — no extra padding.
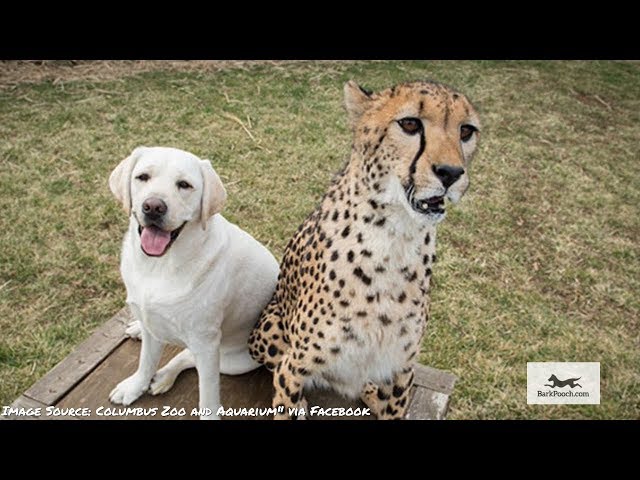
[432,165,465,189]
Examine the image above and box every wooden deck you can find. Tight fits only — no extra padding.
[4,308,457,420]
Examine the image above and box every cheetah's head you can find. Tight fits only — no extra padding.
[344,80,480,223]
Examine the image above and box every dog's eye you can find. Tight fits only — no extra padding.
[136,173,150,182]
[177,180,192,190]
[460,124,478,143]
[398,117,422,135]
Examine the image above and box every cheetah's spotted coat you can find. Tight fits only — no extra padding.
[248,80,480,419]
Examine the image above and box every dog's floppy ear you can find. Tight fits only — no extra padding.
[109,147,146,215]
[199,159,227,230]
[344,80,374,129]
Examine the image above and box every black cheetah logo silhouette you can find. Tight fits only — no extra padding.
[545,374,582,388]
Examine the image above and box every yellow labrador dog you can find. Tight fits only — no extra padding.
[108,146,278,419]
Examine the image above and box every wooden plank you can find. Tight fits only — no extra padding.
[15,305,457,420]
[56,339,276,420]
[57,339,372,420]
[57,341,197,419]
[2,395,48,420]
[54,338,454,420]
[413,364,457,395]
[406,387,452,420]
[24,308,131,405]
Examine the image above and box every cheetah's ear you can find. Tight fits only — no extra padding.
[344,80,374,128]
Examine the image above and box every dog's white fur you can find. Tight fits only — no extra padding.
[108,146,278,419]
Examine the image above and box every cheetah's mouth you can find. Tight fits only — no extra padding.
[411,196,445,215]
[405,184,445,215]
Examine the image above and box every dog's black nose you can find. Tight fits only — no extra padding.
[142,198,167,220]
[432,164,465,189]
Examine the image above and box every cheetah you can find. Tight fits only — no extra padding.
[248,80,480,419]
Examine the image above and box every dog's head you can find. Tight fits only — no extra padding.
[548,375,558,382]
[109,146,227,257]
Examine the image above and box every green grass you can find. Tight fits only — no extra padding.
[1,61,638,419]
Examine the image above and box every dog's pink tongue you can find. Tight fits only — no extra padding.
[140,226,171,256]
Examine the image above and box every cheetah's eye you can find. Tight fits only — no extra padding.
[177,180,193,189]
[136,173,150,182]
[397,117,422,135]
[460,124,478,143]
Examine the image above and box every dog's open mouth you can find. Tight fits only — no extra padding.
[138,223,186,257]
[410,195,445,215]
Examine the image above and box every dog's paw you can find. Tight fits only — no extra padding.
[109,375,148,406]
[149,368,179,396]
[125,320,142,340]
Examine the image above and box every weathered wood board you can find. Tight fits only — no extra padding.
[4,308,457,420]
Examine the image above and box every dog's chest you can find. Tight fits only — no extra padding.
[124,270,219,346]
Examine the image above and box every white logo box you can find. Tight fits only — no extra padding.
[527,362,600,405]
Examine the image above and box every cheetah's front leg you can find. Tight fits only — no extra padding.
[360,380,393,418]
[272,354,307,420]
[361,366,415,420]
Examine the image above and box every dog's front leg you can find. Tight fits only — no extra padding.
[192,331,222,420]
[110,323,164,406]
